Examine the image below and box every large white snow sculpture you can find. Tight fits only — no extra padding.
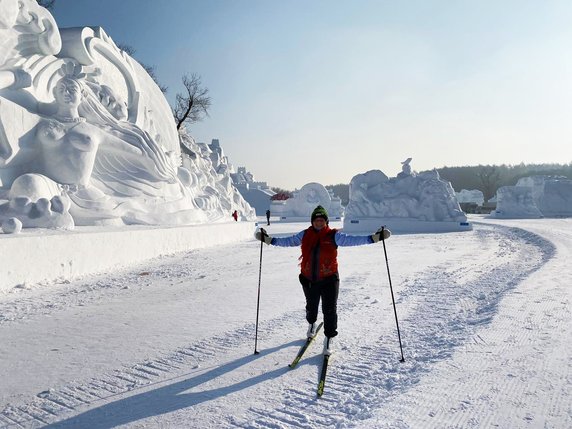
[343,159,471,233]
[0,0,254,230]
[491,175,572,218]
[270,182,344,221]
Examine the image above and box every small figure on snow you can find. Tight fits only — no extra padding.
[232,210,238,221]
[265,209,271,226]
[255,205,390,355]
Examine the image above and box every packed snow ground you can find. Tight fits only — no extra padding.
[0,216,570,428]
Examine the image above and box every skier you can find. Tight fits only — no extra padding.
[232,210,238,221]
[255,205,390,355]
[265,209,271,226]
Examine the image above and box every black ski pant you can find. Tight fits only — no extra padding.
[299,273,339,338]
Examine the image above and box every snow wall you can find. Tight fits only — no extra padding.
[0,222,255,292]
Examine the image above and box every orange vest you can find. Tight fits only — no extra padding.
[300,226,338,281]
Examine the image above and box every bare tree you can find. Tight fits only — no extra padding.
[477,165,501,203]
[141,64,168,93]
[37,0,55,10]
[116,43,168,94]
[117,43,136,57]
[173,74,211,131]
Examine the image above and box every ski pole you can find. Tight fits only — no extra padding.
[381,226,405,362]
[254,228,265,355]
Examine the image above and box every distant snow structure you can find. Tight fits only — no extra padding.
[456,189,485,206]
[230,165,276,216]
[178,135,255,222]
[0,0,255,231]
[343,159,471,233]
[491,175,572,218]
[491,186,543,219]
[270,182,343,222]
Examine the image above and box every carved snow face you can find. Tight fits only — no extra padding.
[54,78,82,108]
[99,85,128,120]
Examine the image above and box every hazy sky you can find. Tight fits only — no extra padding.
[50,0,572,190]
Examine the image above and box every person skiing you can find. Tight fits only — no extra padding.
[265,209,271,226]
[232,210,238,221]
[255,205,390,355]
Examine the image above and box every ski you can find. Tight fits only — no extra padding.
[317,354,330,397]
[288,322,323,369]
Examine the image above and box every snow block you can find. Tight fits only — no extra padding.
[0,222,255,291]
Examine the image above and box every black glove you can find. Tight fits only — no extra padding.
[254,227,272,245]
[371,227,391,243]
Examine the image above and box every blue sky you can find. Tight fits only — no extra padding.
[50,1,572,190]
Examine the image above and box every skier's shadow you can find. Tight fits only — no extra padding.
[44,340,299,429]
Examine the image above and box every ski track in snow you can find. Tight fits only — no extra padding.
[0,223,559,428]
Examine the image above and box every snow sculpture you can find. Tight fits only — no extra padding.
[179,135,255,221]
[230,165,276,216]
[492,176,572,218]
[456,189,485,206]
[491,186,543,219]
[270,182,343,221]
[0,0,254,230]
[1,216,22,234]
[343,159,471,233]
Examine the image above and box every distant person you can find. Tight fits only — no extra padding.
[265,209,271,225]
[232,210,238,221]
[255,205,390,355]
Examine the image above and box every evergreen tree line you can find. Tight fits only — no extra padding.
[275,163,572,207]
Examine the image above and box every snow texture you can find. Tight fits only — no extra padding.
[0,216,570,428]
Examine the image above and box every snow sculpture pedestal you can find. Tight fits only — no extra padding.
[0,221,255,292]
[343,162,471,234]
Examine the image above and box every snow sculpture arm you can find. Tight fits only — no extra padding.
[14,0,62,56]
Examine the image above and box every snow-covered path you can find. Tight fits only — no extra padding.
[0,218,570,428]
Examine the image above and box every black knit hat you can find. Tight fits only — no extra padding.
[311,205,328,222]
